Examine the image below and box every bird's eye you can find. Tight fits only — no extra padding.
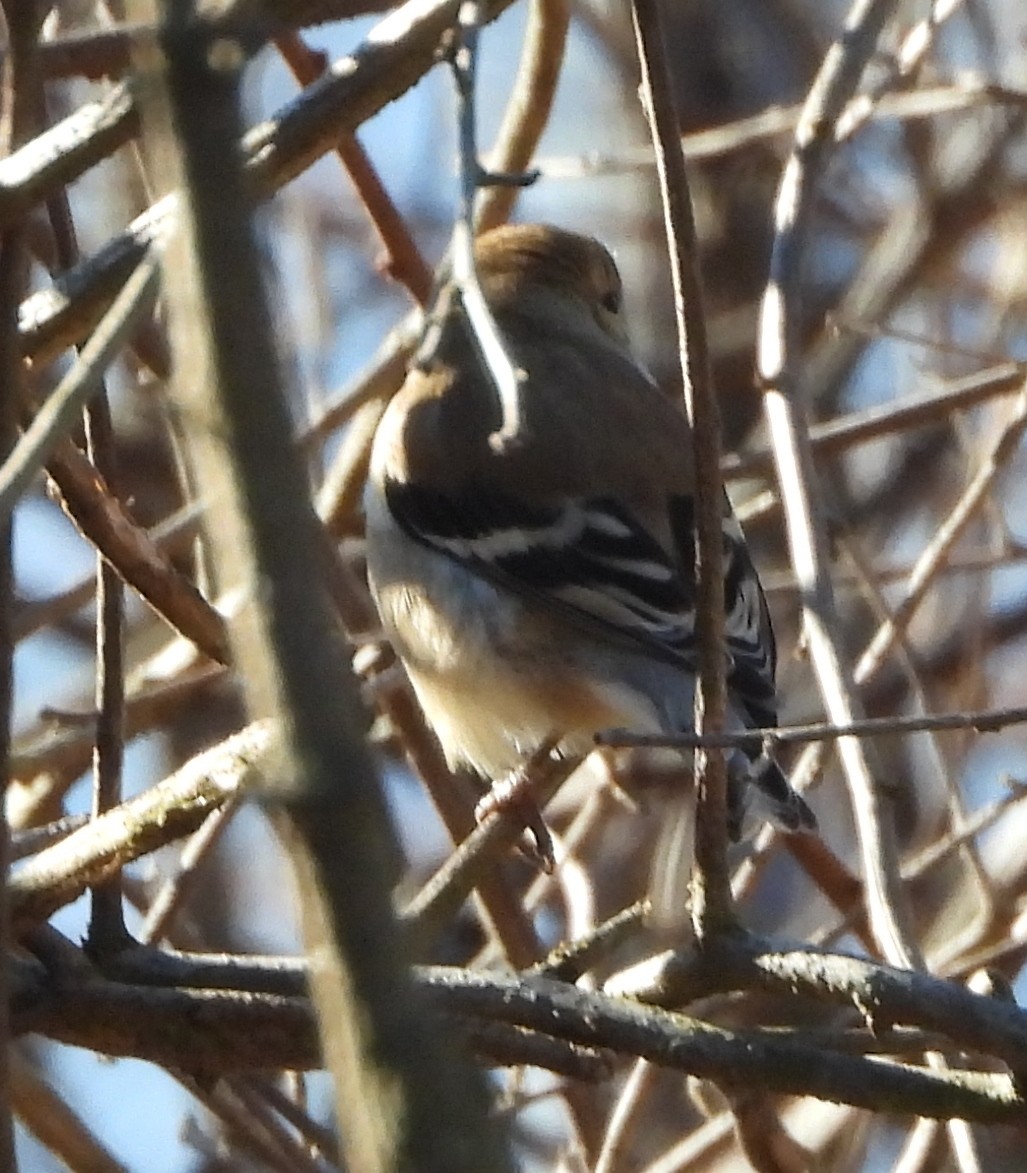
[600,288,622,314]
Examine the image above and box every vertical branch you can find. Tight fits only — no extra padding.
[630,0,732,935]
[45,173,130,954]
[131,3,511,1170]
[84,392,128,950]
[754,0,919,968]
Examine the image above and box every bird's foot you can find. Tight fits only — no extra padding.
[474,738,561,872]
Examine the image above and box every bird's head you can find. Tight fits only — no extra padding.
[473,223,628,345]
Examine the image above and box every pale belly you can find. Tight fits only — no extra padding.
[368,539,667,780]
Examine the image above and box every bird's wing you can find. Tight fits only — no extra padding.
[384,478,777,729]
[720,510,779,729]
[383,479,695,662]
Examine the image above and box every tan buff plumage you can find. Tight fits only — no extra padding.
[365,223,813,842]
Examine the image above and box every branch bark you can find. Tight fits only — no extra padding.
[134,5,512,1169]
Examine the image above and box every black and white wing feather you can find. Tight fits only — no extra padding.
[717,506,779,730]
[385,479,780,726]
[383,480,696,662]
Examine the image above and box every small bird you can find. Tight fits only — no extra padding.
[365,224,814,872]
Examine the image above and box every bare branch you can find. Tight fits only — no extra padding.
[144,4,512,1166]
[599,702,1027,752]
[630,0,731,936]
[10,720,270,929]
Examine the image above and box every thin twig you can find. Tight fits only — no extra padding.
[599,700,1027,752]
[246,1077,340,1164]
[314,323,414,531]
[178,1074,326,1173]
[631,0,731,934]
[854,388,1027,682]
[724,361,1024,481]
[45,171,133,953]
[139,791,243,945]
[9,814,90,861]
[13,497,203,642]
[215,1079,332,1173]
[837,528,995,969]
[537,80,1027,178]
[9,663,226,809]
[401,750,577,937]
[593,1058,657,1173]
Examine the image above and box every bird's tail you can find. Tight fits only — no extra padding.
[647,754,815,931]
[735,751,816,839]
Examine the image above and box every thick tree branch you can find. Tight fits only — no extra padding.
[139,5,511,1169]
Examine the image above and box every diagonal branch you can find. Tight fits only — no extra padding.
[755,0,916,968]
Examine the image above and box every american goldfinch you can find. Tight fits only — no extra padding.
[365,223,814,848]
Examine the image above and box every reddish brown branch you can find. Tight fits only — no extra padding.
[45,441,231,665]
